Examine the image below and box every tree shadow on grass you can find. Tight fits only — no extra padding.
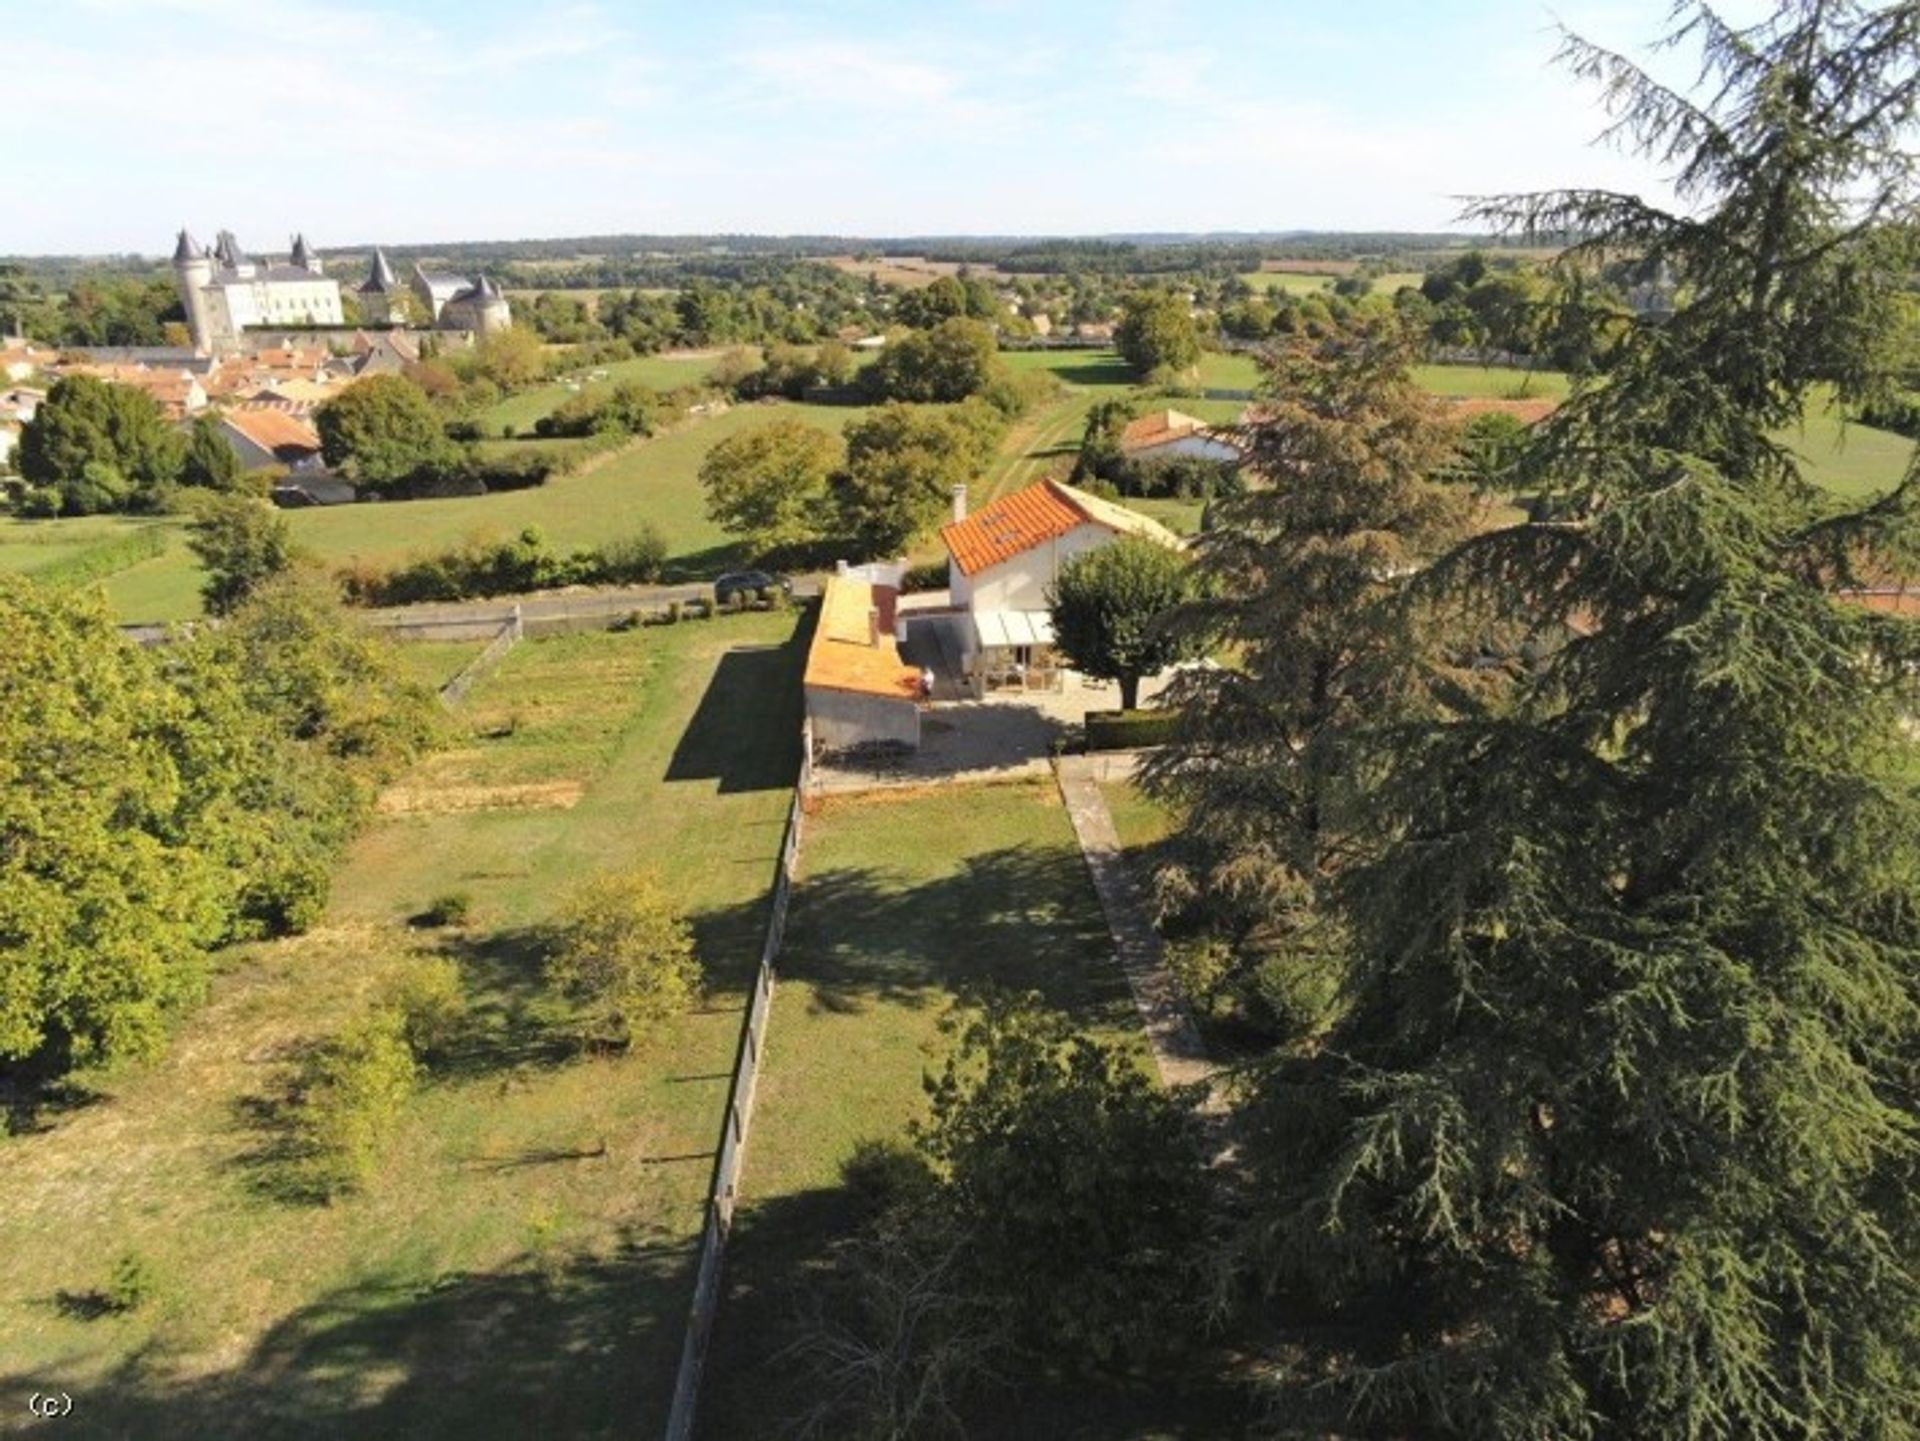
[775,844,1135,1027]
[698,1182,1260,1441]
[1,1051,104,1137]
[1040,357,1138,388]
[663,612,812,795]
[10,1230,696,1441]
[228,926,584,1205]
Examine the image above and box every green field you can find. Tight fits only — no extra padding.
[1239,269,1425,295]
[386,637,491,691]
[0,611,808,1439]
[8,399,872,622]
[3,355,1910,624]
[697,778,1214,1438]
[480,352,741,435]
[1411,362,1574,399]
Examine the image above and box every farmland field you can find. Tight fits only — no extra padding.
[0,611,808,1440]
[1240,269,1424,295]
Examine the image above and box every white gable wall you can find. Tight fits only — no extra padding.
[965,520,1116,614]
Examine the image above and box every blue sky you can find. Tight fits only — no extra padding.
[8,0,1765,255]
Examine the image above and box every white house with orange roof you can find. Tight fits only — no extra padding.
[1118,408,1243,464]
[939,478,1183,691]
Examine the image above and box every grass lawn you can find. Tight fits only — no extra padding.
[385,637,491,691]
[1776,402,1916,499]
[1100,777,1179,856]
[696,778,1242,1438]
[1412,362,1574,400]
[0,610,809,1440]
[38,400,872,622]
[480,352,743,436]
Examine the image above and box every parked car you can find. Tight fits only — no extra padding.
[714,570,793,604]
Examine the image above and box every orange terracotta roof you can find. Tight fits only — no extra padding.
[221,407,321,457]
[940,478,1185,578]
[1119,408,1212,452]
[804,575,922,702]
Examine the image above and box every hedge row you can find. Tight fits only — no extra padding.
[34,526,169,590]
[1084,708,1181,751]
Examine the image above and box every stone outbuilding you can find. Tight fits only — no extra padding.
[804,568,923,753]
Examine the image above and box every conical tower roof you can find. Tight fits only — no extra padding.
[172,228,203,264]
[290,233,315,268]
[360,248,398,294]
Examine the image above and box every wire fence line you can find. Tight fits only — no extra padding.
[663,720,813,1441]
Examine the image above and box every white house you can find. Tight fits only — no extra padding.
[1119,409,1244,465]
[939,477,1184,691]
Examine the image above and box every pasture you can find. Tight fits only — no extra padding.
[1239,269,1425,295]
[5,399,873,621]
[0,611,808,1440]
[480,351,740,435]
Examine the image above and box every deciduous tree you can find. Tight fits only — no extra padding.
[1114,291,1201,380]
[837,401,1001,555]
[699,419,843,559]
[313,374,457,492]
[16,375,185,512]
[547,869,701,1047]
[1047,533,1195,710]
[187,494,296,615]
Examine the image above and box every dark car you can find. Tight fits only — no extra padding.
[713,569,793,604]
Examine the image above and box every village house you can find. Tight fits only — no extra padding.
[802,564,924,753]
[940,477,1183,693]
[66,361,207,418]
[215,407,325,472]
[0,386,43,472]
[1118,408,1244,464]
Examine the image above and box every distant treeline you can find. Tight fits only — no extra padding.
[3,231,1568,288]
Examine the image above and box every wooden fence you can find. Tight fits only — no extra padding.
[663,720,813,1441]
[434,606,523,707]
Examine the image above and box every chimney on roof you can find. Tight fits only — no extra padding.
[867,607,881,648]
[952,483,968,522]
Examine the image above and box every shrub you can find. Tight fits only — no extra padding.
[1084,708,1181,751]
[294,1007,418,1196]
[238,851,333,938]
[106,1251,159,1313]
[1165,935,1237,1016]
[667,600,683,624]
[418,891,472,927]
[382,956,467,1059]
[900,559,948,593]
[597,523,668,584]
[547,868,701,1048]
